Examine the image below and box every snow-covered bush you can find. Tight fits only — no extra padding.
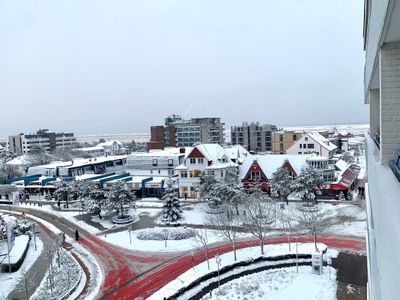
[136,228,197,241]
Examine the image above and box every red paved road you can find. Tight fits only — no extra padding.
[103,235,365,299]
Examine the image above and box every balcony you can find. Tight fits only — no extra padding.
[365,134,400,300]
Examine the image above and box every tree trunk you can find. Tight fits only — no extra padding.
[233,240,237,261]
[314,233,317,251]
[260,239,264,255]
[205,247,210,270]
[120,202,124,218]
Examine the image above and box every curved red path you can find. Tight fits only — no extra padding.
[102,235,365,299]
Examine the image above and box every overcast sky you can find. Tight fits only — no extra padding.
[0,0,367,137]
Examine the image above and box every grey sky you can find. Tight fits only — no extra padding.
[0,0,367,137]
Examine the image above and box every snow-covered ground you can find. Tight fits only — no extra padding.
[149,242,338,299]
[31,248,81,300]
[100,227,229,252]
[0,236,44,299]
[202,266,337,300]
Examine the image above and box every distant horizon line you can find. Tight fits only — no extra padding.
[0,122,368,142]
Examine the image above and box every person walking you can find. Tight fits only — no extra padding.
[361,186,365,199]
[75,229,80,241]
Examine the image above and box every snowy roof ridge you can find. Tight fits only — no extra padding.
[308,132,337,151]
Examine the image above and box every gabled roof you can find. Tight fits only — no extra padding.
[239,154,311,180]
[224,145,249,163]
[97,140,124,148]
[190,144,231,162]
[308,132,337,151]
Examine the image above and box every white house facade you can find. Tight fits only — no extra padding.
[286,132,337,158]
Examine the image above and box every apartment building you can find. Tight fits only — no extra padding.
[8,129,76,155]
[230,122,277,153]
[272,130,303,154]
[363,1,400,299]
[148,115,225,149]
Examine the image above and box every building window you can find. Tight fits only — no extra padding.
[300,144,302,149]
[208,170,215,176]
[198,158,204,164]
[298,152,302,154]
[293,134,297,141]
[152,159,158,166]
[305,137,308,141]
[168,159,174,166]
[303,144,307,148]
[221,170,224,177]
[280,143,284,151]
[308,144,314,149]
[190,158,196,164]
[279,135,283,142]
[250,171,261,180]
[181,171,188,178]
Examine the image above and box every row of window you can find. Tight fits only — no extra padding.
[190,158,204,164]
[300,143,315,149]
[152,159,174,166]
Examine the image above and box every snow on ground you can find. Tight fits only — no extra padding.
[31,248,81,300]
[201,266,337,300]
[0,235,30,264]
[149,242,336,299]
[100,227,227,252]
[0,236,44,299]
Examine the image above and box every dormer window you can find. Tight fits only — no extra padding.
[190,158,196,164]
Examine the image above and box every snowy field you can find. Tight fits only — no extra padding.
[149,242,338,299]
[0,236,44,298]
[202,266,337,300]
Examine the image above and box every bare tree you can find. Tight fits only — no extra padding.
[15,267,38,300]
[296,206,327,251]
[278,208,295,252]
[207,203,241,261]
[242,190,275,255]
[193,227,211,270]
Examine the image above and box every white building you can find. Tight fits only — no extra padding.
[363,1,400,299]
[125,147,191,177]
[97,140,126,155]
[176,144,237,198]
[286,132,337,158]
[8,129,76,155]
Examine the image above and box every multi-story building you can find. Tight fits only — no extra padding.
[272,130,303,154]
[8,129,76,155]
[149,115,225,149]
[286,132,337,158]
[363,1,400,299]
[230,122,277,153]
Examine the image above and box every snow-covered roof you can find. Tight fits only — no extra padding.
[97,140,124,148]
[73,146,105,152]
[309,132,338,151]
[131,147,192,158]
[239,154,311,180]
[5,155,34,166]
[224,145,249,163]
[205,161,238,170]
[191,144,230,162]
[335,159,348,171]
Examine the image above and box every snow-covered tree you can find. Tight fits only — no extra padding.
[270,166,293,204]
[207,202,241,261]
[290,166,324,206]
[296,206,326,251]
[104,181,136,219]
[194,227,211,270]
[242,191,275,254]
[347,191,353,201]
[198,171,217,201]
[162,178,182,223]
[338,191,346,201]
[54,182,77,208]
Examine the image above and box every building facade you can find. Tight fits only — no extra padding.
[149,115,225,149]
[230,122,277,153]
[8,129,76,155]
[272,130,303,154]
[363,1,400,299]
[286,132,337,158]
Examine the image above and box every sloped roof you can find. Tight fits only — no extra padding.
[224,145,249,163]
[193,144,230,162]
[309,132,337,151]
[97,140,124,148]
[239,154,311,180]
